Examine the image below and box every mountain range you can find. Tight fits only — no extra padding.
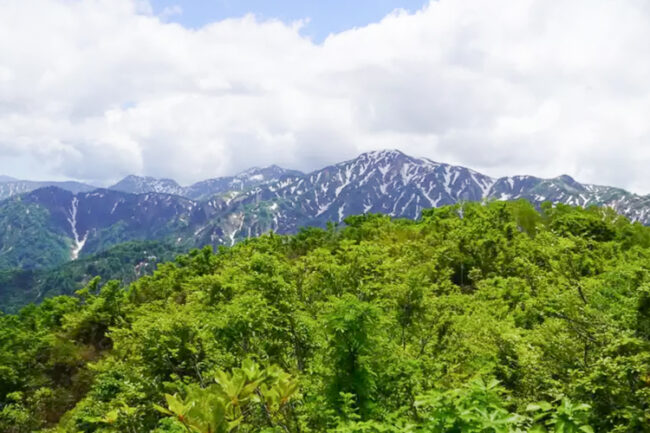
[108,165,304,200]
[2,149,649,272]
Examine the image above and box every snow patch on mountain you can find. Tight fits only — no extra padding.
[67,196,88,260]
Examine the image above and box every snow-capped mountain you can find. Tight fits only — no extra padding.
[184,165,303,200]
[209,150,650,241]
[3,149,650,270]
[108,175,186,196]
[486,174,650,224]
[262,149,494,223]
[107,166,304,200]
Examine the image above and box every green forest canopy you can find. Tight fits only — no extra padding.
[1,200,649,432]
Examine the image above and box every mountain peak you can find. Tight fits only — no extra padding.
[358,149,406,161]
[236,165,301,177]
[117,174,179,183]
[109,175,184,195]
[347,149,421,170]
[556,174,577,183]
[552,174,583,190]
[353,149,447,170]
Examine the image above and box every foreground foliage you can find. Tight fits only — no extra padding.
[1,200,649,432]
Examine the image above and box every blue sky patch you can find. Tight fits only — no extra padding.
[149,0,429,41]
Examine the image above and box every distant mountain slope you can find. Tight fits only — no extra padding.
[185,165,304,200]
[486,173,650,223]
[108,175,186,196]
[0,186,249,269]
[0,240,186,312]
[0,179,97,201]
[108,165,304,200]
[2,149,650,272]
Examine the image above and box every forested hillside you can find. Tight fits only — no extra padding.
[0,241,186,313]
[1,200,649,432]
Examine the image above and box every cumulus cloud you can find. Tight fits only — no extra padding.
[0,0,649,191]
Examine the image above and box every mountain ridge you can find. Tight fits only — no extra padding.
[1,150,645,205]
[2,149,650,272]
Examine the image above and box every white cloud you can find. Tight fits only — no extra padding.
[0,0,649,192]
[159,5,182,21]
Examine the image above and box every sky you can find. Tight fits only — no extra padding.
[148,0,429,42]
[0,0,649,192]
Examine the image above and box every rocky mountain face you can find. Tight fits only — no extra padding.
[2,149,650,270]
